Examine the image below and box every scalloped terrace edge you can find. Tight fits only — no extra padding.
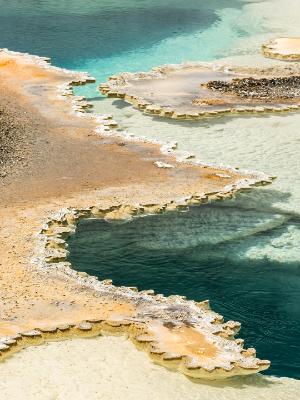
[0,49,273,380]
[99,61,300,121]
[1,200,271,380]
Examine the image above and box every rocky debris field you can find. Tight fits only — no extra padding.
[0,99,37,180]
[205,76,300,101]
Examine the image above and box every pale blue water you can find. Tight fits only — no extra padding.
[0,0,250,95]
[2,0,300,381]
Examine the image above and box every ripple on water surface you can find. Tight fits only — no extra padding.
[0,0,249,94]
[2,0,300,384]
[68,193,300,379]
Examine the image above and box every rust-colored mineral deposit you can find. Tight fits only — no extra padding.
[0,49,271,379]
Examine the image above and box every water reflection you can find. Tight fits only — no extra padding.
[68,190,300,378]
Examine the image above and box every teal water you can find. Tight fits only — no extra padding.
[67,196,300,379]
[2,0,300,382]
[0,0,250,95]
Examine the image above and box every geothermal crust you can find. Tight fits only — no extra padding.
[205,76,300,101]
[262,37,300,61]
[99,62,300,120]
[0,49,272,380]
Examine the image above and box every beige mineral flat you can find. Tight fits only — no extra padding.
[99,61,300,121]
[262,37,300,61]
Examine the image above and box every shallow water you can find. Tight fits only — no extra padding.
[0,0,251,95]
[67,199,300,379]
[1,337,300,400]
[1,0,300,383]
[92,91,300,262]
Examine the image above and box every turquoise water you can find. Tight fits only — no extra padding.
[0,0,250,95]
[2,0,300,382]
[67,197,300,379]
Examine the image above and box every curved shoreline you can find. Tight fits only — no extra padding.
[262,37,300,61]
[99,61,300,121]
[0,48,275,379]
[2,337,300,400]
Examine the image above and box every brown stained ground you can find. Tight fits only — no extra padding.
[0,51,265,376]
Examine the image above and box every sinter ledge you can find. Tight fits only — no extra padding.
[99,61,300,121]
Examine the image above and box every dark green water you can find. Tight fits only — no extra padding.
[2,0,299,382]
[0,0,249,94]
[0,0,216,66]
[68,197,300,379]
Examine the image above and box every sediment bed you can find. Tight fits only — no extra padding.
[205,76,300,101]
[99,62,300,120]
[0,49,272,379]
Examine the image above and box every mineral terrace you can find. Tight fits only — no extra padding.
[0,49,272,379]
[99,62,300,120]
